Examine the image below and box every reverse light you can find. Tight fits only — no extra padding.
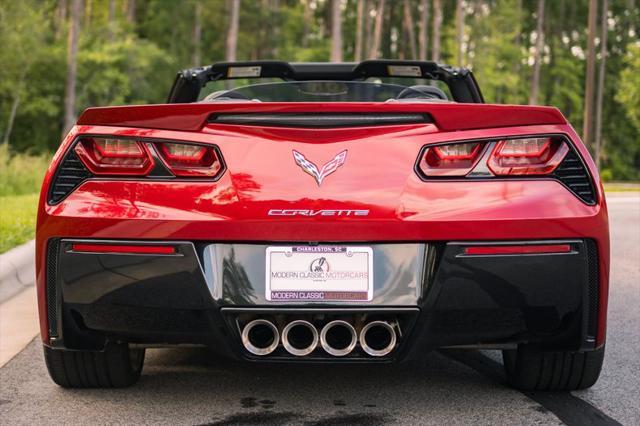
[74,137,153,175]
[487,137,569,175]
[156,142,223,177]
[418,142,484,176]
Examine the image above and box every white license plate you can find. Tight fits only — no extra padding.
[265,246,373,302]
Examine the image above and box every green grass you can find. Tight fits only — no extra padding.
[0,144,50,197]
[0,193,39,254]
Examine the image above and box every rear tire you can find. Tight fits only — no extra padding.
[44,343,145,388]
[502,345,604,391]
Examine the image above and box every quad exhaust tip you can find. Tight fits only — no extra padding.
[320,320,358,357]
[359,321,397,357]
[241,319,279,356]
[282,320,318,356]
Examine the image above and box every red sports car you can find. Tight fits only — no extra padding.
[36,60,609,390]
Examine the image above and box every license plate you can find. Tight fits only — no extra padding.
[265,246,373,302]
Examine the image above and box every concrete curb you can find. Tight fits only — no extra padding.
[0,240,35,304]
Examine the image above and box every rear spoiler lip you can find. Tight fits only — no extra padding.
[77,102,566,133]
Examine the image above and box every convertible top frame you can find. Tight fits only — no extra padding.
[167,60,485,104]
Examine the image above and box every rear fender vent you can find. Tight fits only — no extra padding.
[48,149,92,204]
[208,112,431,128]
[553,149,597,205]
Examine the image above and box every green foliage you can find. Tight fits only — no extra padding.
[0,193,39,254]
[0,145,50,196]
[0,0,638,180]
[617,42,640,131]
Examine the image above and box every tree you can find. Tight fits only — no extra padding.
[63,0,82,135]
[418,0,429,60]
[594,0,608,167]
[582,0,598,149]
[403,0,417,60]
[107,0,116,42]
[226,0,240,62]
[432,0,442,62]
[529,0,545,104]
[455,0,464,66]
[369,0,384,59]
[127,0,136,24]
[331,0,343,62]
[193,1,202,66]
[354,0,364,61]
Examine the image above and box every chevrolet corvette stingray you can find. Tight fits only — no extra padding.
[36,60,609,390]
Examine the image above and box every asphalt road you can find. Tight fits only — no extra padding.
[1,194,638,425]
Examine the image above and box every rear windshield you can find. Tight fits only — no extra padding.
[201,81,449,103]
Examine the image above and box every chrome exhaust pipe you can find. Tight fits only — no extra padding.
[282,320,318,356]
[359,321,397,357]
[320,320,357,356]
[241,319,279,356]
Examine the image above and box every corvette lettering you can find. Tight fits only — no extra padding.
[267,209,369,216]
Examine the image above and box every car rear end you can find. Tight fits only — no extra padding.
[36,101,609,390]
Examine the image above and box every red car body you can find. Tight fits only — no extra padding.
[36,61,609,390]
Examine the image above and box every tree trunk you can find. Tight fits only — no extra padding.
[107,0,116,42]
[193,1,202,66]
[529,0,545,104]
[270,0,279,58]
[354,0,364,61]
[432,0,442,62]
[582,0,597,149]
[127,0,136,24]
[331,0,343,62]
[226,0,240,62]
[403,0,417,60]
[594,0,608,168]
[455,0,464,66]
[419,0,429,60]
[364,0,372,56]
[368,0,385,59]
[303,0,312,48]
[63,0,81,135]
[3,73,25,146]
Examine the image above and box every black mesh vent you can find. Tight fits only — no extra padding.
[48,149,91,204]
[46,239,60,338]
[553,150,596,205]
[585,239,599,343]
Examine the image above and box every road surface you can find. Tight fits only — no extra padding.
[1,194,638,425]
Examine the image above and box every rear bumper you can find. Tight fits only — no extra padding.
[42,239,601,361]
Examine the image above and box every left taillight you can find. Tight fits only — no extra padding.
[156,142,222,177]
[72,137,224,179]
[74,137,154,175]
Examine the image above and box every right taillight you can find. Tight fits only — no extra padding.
[487,137,569,175]
[418,142,485,176]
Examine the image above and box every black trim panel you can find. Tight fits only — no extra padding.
[209,112,431,128]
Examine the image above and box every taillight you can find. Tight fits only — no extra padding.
[418,142,484,176]
[74,137,153,175]
[487,137,569,175]
[156,142,223,177]
[73,137,225,179]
